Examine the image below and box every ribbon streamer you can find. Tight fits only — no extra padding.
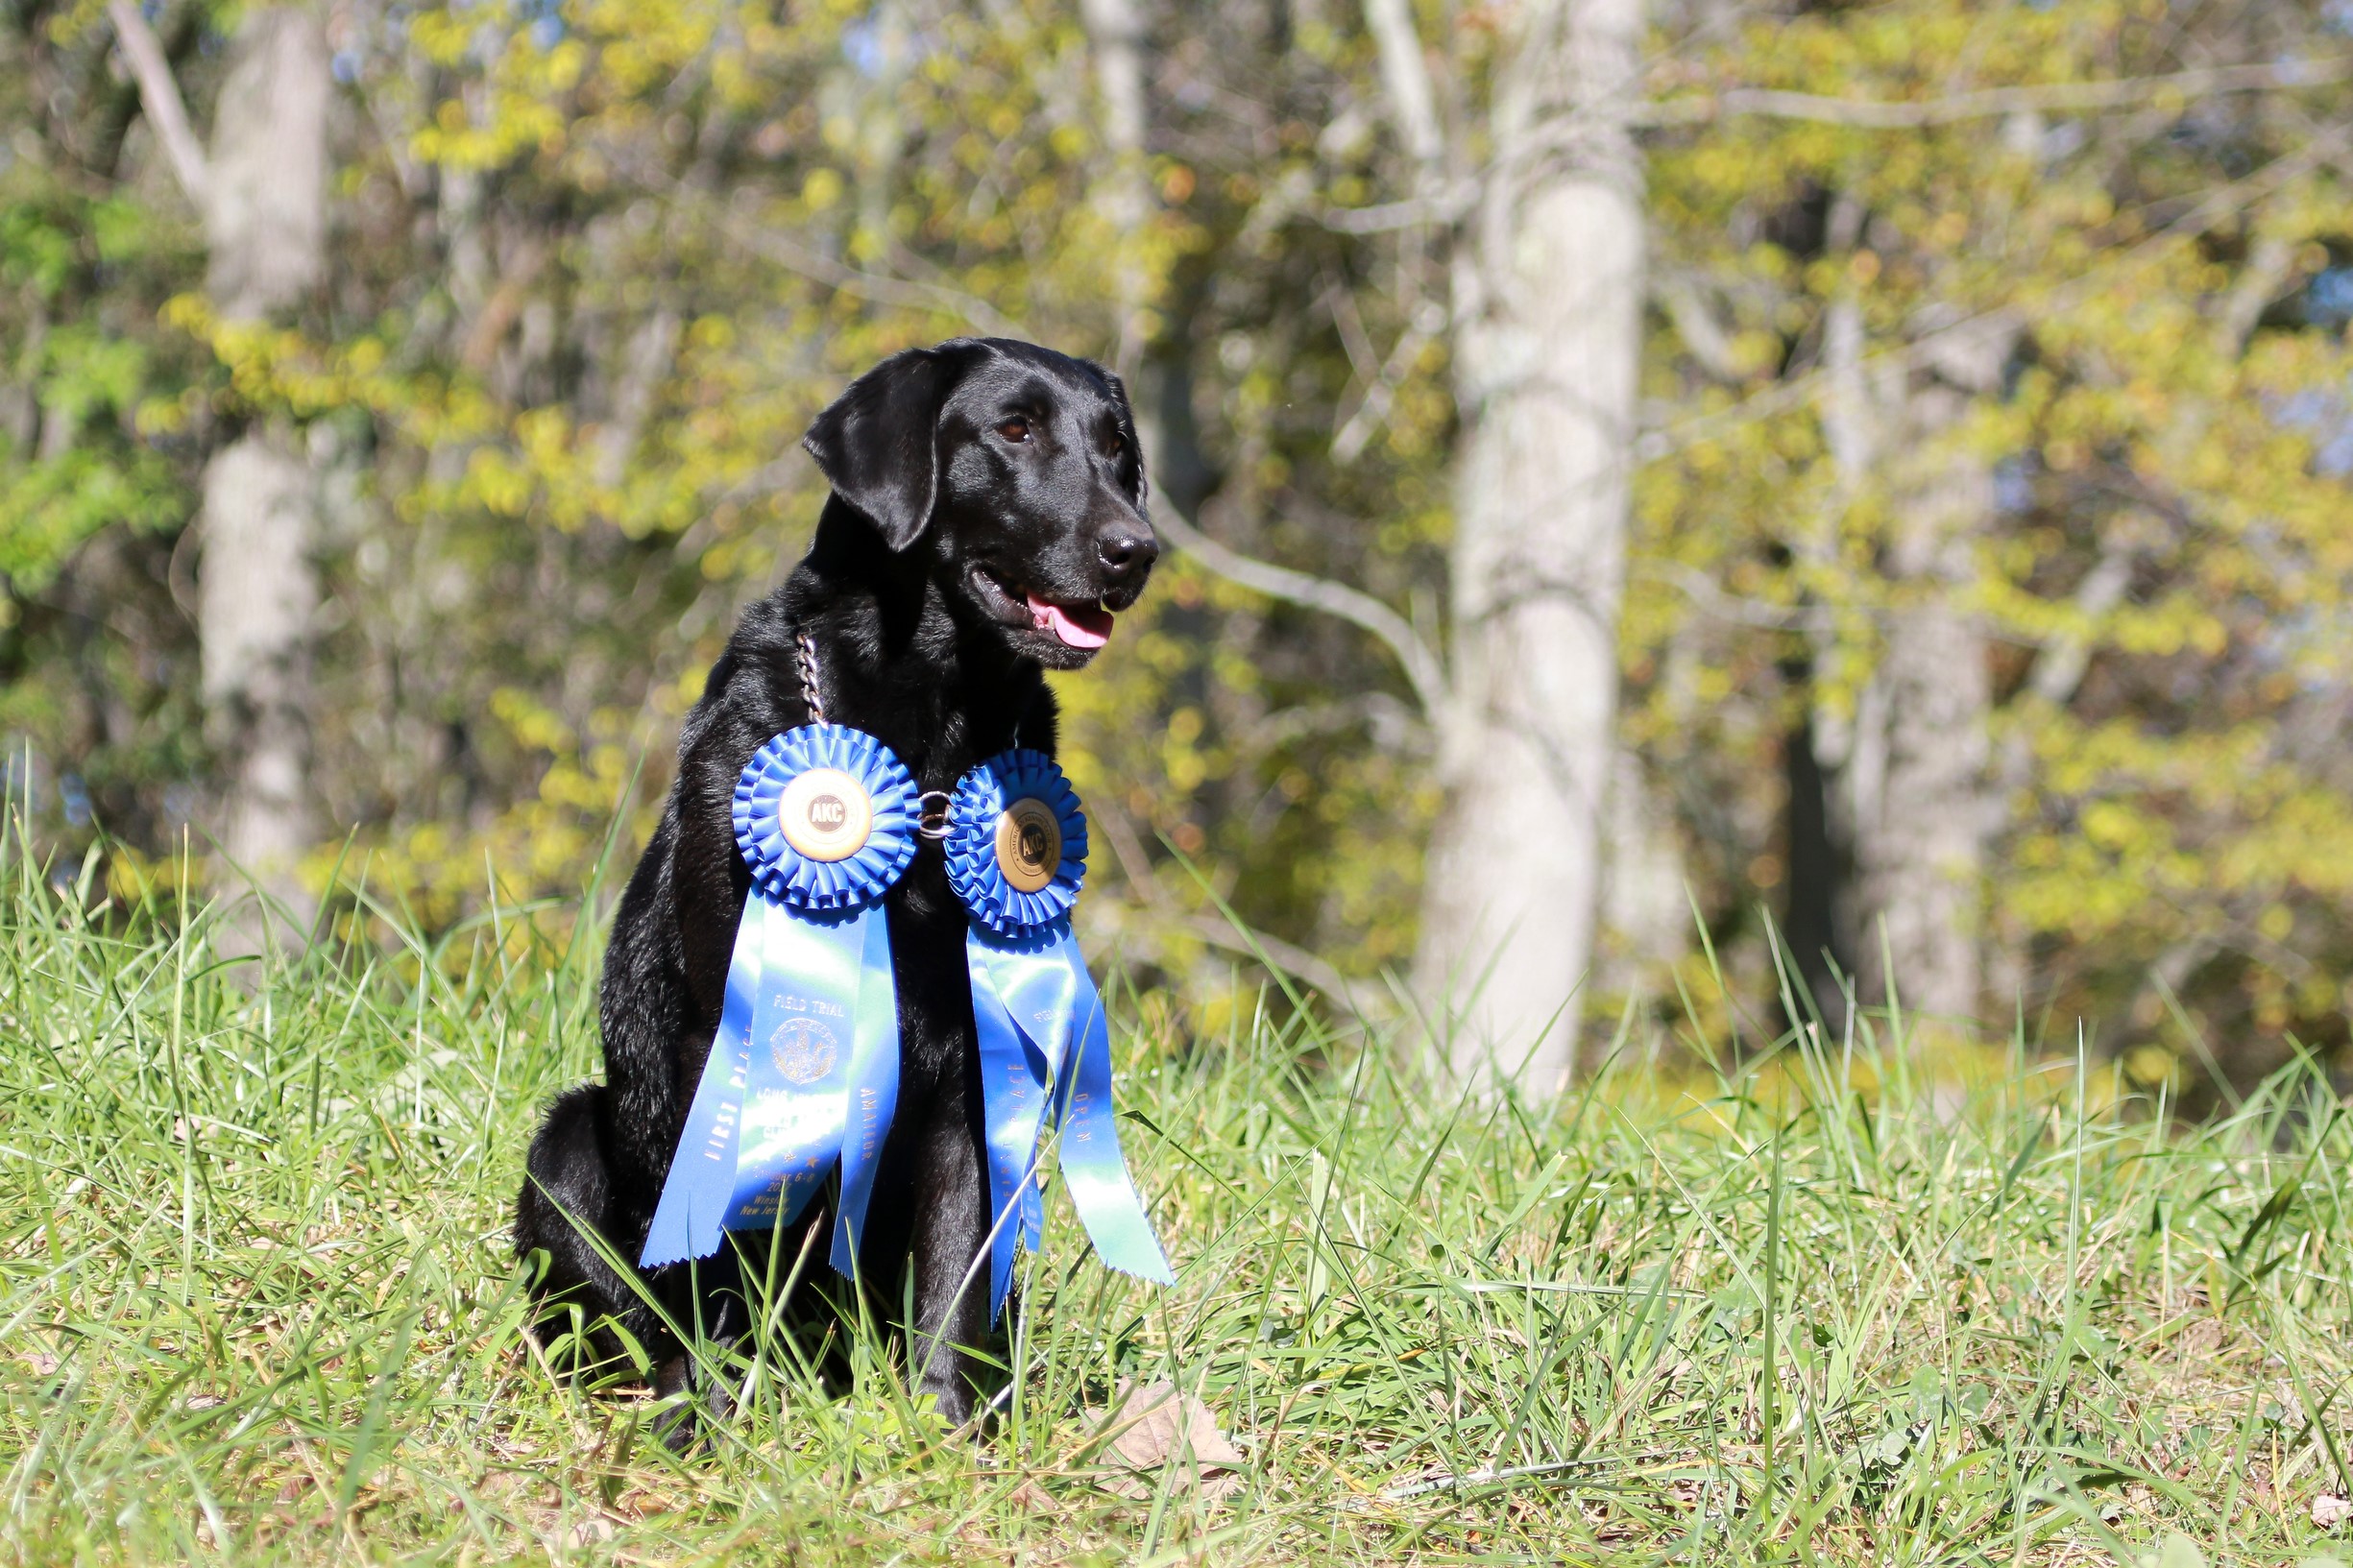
[640,726,915,1271]
[947,750,1176,1318]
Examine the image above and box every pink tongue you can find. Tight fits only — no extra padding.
[1026,593,1114,650]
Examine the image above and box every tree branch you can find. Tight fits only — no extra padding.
[1188,914,1369,1016]
[1153,501,1450,718]
[108,0,210,209]
[628,160,1023,336]
[1093,792,1372,1016]
[714,200,1024,336]
[1319,182,1477,234]
[1656,275,1746,383]
[1332,299,1447,462]
[2218,233,2298,353]
[595,305,680,487]
[1638,55,2353,130]
[1363,0,1445,173]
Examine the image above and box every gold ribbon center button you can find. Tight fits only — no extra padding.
[994,797,1063,894]
[776,767,875,862]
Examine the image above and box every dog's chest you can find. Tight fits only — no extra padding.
[837,678,1023,795]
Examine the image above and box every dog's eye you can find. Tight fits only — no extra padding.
[1103,432,1126,459]
[996,418,1032,443]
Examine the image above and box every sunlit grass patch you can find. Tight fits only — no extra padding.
[2,829,2349,1565]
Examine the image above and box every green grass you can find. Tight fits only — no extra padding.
[3,828,2350,1566]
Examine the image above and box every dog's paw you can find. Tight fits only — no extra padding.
[649,1352,744,1455]
[650,1355,703,1455]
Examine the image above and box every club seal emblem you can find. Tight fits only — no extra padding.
[769,1016,839,1085]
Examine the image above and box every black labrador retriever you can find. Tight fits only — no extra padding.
[515,337,1155,1429]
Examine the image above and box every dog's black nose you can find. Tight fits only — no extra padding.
[1097,530,1158,582]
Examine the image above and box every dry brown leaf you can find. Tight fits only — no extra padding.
[1081,1378,1248,1498]
[1007,1479,1055,1511]
[1101,1378,1245,1468]
[2314,1493,2352,1532]
[563,1517,615,1548]
[607,1489,674,1521]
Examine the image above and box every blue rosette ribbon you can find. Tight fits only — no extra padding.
[946,749,1175,1319]
[641,725,917,1276]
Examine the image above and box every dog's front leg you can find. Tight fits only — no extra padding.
[647,1242,759,1453]
[906,1080,991,1426]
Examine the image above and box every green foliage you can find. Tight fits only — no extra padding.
[6,836,2353,1561]
[2,0,1461,987]
[1638,0,2353,1058]
[0,30,210,837]
[8,0,2353,1076]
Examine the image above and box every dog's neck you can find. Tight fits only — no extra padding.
[777,500,1043,789]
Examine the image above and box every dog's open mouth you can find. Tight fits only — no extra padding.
[1024,593,1113,649]
[973,567,1117,651]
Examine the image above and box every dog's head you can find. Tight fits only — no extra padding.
[802,337,1156,670]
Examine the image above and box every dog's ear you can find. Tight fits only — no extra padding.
[802,348,957,550]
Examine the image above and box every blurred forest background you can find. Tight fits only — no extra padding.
[8,0,2353,1098]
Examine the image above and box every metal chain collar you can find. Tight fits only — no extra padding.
[793,631,825,725]
[794,626,952,840]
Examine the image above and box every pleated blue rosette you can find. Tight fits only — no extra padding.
[945,749,1087,937]
[641,725,917,1275]
[946,749,1175,1319]
[733,728,919,911]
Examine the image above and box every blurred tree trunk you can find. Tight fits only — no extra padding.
[1596,743,1691,1013]
[1413,0,1645,1096]
[1079,0,1152,383]
[1837,371,1996,1025]
[1781,701,1850,1025]
[1813,286,2003,1028]
[853,0,911,253]
[197,11,330,936]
